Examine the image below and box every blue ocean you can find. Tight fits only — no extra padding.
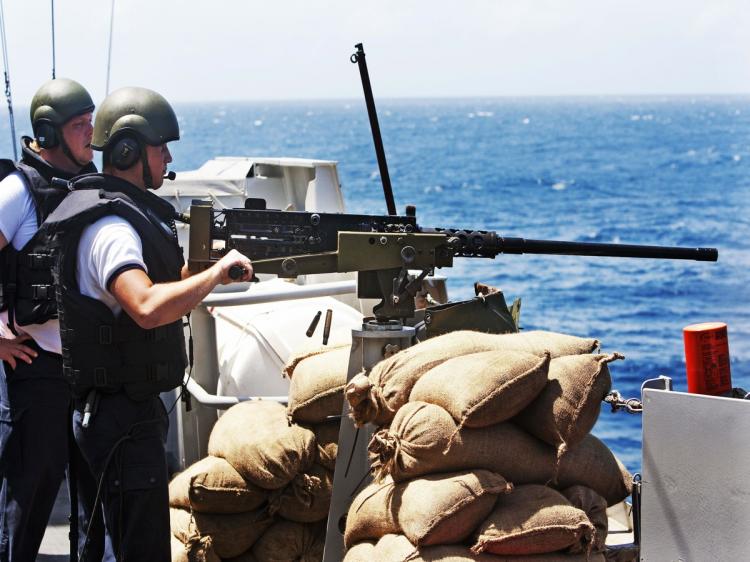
[3,96,748,472]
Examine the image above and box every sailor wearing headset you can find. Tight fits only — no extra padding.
[40,86,253,560]
[0,78,110,561]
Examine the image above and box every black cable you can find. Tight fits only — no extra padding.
[79,411,170,560]
[78,314,195,559]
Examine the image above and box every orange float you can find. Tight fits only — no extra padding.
[683,322,731,395]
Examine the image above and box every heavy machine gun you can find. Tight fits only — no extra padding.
[179,44,720,562]
[186,199,718,322]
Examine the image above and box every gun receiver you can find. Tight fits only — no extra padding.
[187,201,718,321]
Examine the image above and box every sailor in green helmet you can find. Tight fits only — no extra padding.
[0,78,111,561]
[41,87,253,560]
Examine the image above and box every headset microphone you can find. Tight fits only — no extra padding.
[164,171,176,180]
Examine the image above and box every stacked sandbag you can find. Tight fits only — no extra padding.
[227,521,326,562]
[274,345,349,526]
[345,470,512,548]
[369,402,630,506]
[514,353,622,459]
[284,344,347,472]
[344,329,631,560]
[208,400,316,489]
[285,344,350,424]
[170,399,330,561]
[346,330,598,427]
[350,533,606,561]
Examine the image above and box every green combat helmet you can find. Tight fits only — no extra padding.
[30,78,95,158]
[92,87,179,188]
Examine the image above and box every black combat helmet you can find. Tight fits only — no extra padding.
[30,78,95,150]
[92,87,179,151]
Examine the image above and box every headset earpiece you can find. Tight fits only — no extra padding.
[34,121,59,149]
[111,136,141,170]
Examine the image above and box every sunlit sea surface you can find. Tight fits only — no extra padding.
[3,96,748,473]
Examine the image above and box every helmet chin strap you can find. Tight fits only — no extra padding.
[140,145,153,189]
[58,129,89,170]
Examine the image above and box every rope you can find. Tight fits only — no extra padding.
[51,0,56,78]
[0,0,17,160]
[105,0,116,94]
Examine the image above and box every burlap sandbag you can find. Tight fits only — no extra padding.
[287,345,350,424]
[222,549,259,562]
[562,485,608,553]
[344,470,511,548]
[311,420,339,471]
[557,434,633,507]
[170,507,272,559]
[169,456,267,514]
[515,353,621,455]
[369,402,556,485]
[208,400,316,490]
[250,520,325,562]
[375,533,606,561]
[268,463,332,523]
[343,541,376,562]
[409,350,550,429]
[471,484,594,556]
[170,534,220,562]
[347,330,599,427]
[369,402,631,506]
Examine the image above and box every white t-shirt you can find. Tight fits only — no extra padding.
[0,171,61,352]
[77,216,147,316]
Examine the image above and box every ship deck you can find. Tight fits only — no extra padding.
[38,484,69,561]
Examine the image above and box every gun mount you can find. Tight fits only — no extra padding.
[185,200,718,322]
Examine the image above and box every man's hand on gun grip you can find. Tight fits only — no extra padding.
[216,249,254,285]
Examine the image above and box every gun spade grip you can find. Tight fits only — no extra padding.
[228,265,245,280]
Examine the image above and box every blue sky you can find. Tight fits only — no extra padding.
[1,0,748,104]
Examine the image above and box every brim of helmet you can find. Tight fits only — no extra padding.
[91,132,180,151]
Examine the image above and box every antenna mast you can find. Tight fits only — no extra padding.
[0,0,17,160]
[105,0,116,94]
[51,0,56,78]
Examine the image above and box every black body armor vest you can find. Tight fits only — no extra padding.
[42,174,187,400]
[0,137,96,327]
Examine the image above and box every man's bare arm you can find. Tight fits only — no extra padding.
[110,249,253,330]
[0,232,8,251]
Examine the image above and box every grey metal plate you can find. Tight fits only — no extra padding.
[641,389,750,560]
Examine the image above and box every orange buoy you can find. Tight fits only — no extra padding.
[683,322,731,395]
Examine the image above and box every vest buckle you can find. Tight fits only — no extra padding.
[31,285,52,300]
[28,254,51,270]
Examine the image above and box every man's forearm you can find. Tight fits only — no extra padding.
[111,267,222,329]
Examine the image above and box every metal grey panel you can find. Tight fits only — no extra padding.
[641,389,750,560]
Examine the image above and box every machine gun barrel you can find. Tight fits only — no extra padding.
[496,237,718,261]
[427,227,718,261]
